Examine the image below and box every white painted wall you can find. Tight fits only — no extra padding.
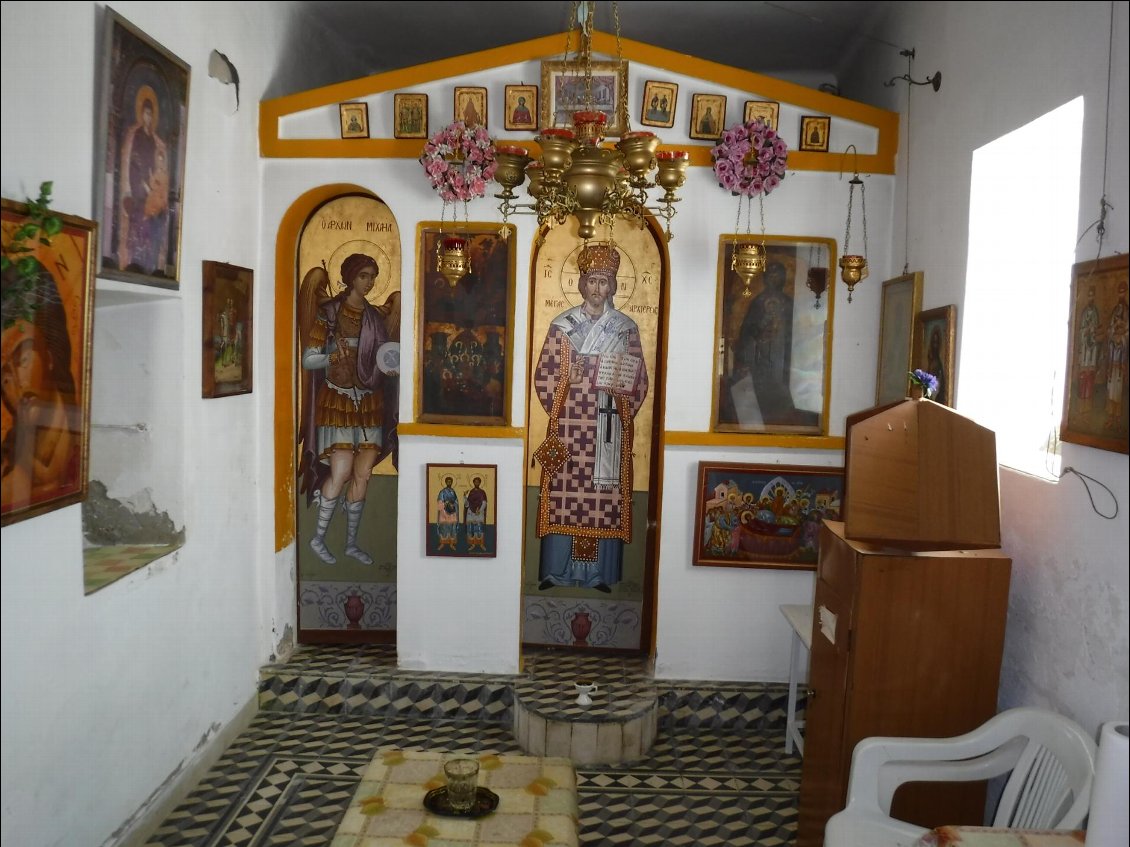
[1,3,293,846]
[842,0,1130,738]
[260,54,895,681]
[11,3,1122,844]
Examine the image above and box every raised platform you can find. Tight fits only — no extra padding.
[143,644,805,846]
[512,675,659,765]
[256,644,799,752]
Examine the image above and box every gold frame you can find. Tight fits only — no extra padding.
[1061,254,1128,453]
[799,115,830,152]
[640,80,678,129]
[393,93,428,139]
[911,304,957,408]
[453,86,487,127]
[503,84,538,131]
[743,100,780,132]
[1,200,97,526]
[339,102,369,139]
[875,271,924,405]
[540,59,629,136]
[711,234,837,436]
[414,222,516,428]
[689,93,727,140]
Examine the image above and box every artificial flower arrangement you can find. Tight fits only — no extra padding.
[908,369,939,399]
[711,119,789,197]
[419,121,498,203]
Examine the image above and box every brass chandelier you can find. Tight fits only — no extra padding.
[493,1,689,241]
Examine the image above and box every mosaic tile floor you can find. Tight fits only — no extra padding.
[142,645,803,846]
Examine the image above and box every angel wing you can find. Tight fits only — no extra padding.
[376,289,401,342]
[297,266,330,349]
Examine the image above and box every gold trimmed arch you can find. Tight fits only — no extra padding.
[272,182,379,552]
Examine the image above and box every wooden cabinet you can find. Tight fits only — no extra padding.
[796,520,1011,847]
[844,399,1001,551]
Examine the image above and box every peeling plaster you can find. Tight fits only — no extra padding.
[274,623,295,661]
[82,480,185,546]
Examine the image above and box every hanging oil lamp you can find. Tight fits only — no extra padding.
[838,145,868,302]
[806,243,829,308]
[435,235,469,287]
[731,242,766,296]
[730,192,768,297]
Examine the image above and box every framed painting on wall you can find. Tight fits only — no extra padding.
[201,261,253,398]
[743,100,780,131]
[94,7,190,289]
[425,464,497,557]
[640,80,677,128]
[875,271,924,405]
[712,235,836,435]
[1061,254,1128,453]
[689,93,726,141]
[799,115,830,152]
[1,199,97,527]
[339,102,369,139]
[911,304,957,407]
[393,93,427,139]
[541,59,628,135]
[454,86,487,127]
[415,222,516,426]
[504,84,538,131]
[693,462,844,570]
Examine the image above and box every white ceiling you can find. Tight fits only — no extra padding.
[271,1,897,99]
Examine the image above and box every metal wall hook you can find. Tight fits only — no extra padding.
[839,144,862,182]
[884,48,941,91]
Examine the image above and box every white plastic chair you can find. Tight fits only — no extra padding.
[824,707,1097,847]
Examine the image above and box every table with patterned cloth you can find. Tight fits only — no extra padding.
[332,749,579,847]
[916,827,1085,846]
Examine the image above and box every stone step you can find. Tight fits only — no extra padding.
[255,647,803,737]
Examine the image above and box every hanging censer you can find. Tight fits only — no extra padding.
[838,145,868,302]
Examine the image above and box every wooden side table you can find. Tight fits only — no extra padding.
[780,603,813,755]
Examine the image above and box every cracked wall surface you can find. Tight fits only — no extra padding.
[82,480,185,546]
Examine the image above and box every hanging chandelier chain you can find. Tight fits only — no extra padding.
[903,50,912,275]
[579,1,594,107]
[491,0,688,241]
[612,2,627,131]
[759,193,766,247]
[734,194,743,236]
[861,180,868,258]
[565,1,579,64]
[843,183,854,250]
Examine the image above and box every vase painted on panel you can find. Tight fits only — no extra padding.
[570,611,593,646]
[344,594,365,629]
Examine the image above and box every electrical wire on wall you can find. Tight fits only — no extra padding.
[1050,0,1123,521]
[1075,1,1117,261]
[884,47,940,275]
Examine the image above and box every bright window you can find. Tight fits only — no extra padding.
[961,97,1084,479]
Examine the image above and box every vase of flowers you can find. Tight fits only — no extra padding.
[908,369,939,400]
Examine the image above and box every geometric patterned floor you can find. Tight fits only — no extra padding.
[142,645,803,846]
